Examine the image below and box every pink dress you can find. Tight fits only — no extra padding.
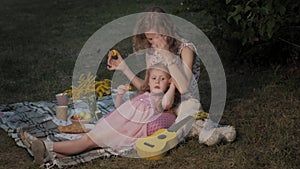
[87,92,176,151]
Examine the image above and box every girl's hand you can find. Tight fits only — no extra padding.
[117,84,131,95]
[107,50,127,71]
[169,78,178,89]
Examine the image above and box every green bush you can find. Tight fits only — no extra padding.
[178,0,300,66]
[226,0,297,45]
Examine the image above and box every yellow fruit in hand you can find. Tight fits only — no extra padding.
[110,49,117,56]
[109,49,118,59]
[126,84,132,90]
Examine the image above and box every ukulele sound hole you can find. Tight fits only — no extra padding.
[144,142,154,147]
[157,134,166,139]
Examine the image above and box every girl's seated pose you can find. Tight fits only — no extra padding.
[22,63,182,165]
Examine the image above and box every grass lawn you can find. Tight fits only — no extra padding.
[0,0,299,168]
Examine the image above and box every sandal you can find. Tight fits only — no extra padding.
[19,128,38,149]
[31,140,46,166]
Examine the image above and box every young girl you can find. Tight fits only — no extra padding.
[24,63,178,165]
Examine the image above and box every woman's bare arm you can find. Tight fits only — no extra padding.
[165,47,194,94]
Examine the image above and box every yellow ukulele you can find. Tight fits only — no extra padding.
[134,113,197,160]
[136,112,208,160]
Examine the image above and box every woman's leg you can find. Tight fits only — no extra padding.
[53,134,98,156]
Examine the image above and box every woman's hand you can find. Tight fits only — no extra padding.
[152,35,177,63]
[151,35,169,51]
[107,50,127,71]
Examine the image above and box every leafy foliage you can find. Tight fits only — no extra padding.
[178,0,300,66]
[179,0,299,44]
[226,0,297,45]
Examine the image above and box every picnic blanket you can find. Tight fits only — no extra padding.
[0,95,134,168]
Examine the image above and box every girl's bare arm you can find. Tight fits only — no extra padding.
[107,51,145,90]
[161,82,176,110]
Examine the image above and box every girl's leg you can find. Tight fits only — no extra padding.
[31,134,100,165]
[53,134,98,156]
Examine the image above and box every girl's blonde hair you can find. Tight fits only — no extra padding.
[132,7,181,54]
[139,63,170,93]
[139,63,181,111]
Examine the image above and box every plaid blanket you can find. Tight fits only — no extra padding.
[0,95,133,168]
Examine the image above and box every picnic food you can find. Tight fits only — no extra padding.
[72,114,81,120]
[57,122,89,134]
[83,113,92,120]
[125,84,132,91]
[79,111,85,117]
[109,49,118,60]
[71,112,92,120]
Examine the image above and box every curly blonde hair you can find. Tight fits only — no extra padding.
[132,7,181,54]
